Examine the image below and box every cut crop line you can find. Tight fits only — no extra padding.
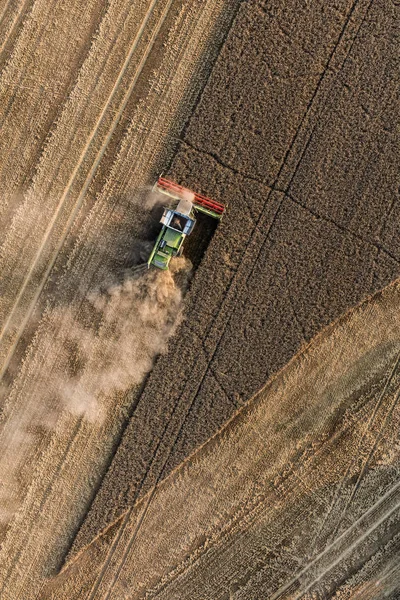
[0,0,35,57]
[310,350,400,549]
[107,9,370,575]
[94,357,224,598]
[41,5,241,576]
[268,479,400,600]
[0,0,33,57]
[0,0,171,382]
[0,0,60,130]
[0,0,136,181]
[90,297,238,597]
[90,383,378,600]
[0,0,178,579]
[0,0,111,197]
[116,384,349,600]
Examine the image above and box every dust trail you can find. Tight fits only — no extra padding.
[0,255,191,524]
[59,256,191,421]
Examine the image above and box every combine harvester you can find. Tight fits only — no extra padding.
[147,176,225,270]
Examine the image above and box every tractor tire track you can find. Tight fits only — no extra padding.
[0,0,108,231]
[311,351,400,548]
[0,0,35,69]
[0,0,171,375]
[328,383,400,541]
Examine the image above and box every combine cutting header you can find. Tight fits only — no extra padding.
[147,177,225,270]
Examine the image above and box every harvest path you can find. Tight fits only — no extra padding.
[0,0,240,597]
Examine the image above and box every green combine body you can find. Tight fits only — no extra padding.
[147,177,225,270]
[148,223,185,270]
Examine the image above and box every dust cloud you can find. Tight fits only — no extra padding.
[0,255,192,523]
[58,256,191,422]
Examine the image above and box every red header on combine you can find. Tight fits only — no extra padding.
[157,176,225,217]
[148,175,226,270]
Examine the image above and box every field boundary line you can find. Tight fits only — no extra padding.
[0,0,171,382]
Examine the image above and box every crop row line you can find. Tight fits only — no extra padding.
[0,0,168,382]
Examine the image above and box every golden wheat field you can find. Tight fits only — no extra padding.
[0,0,399,598]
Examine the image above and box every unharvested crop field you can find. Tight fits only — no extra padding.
[0,0,399,598]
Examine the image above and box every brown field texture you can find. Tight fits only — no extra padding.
[0,0,399,597]
[44,278,400,598]
[75,0,400,551]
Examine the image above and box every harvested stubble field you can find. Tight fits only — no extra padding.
[44,278,400,599]
[0,0,241,596]
[0,0,399,598]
